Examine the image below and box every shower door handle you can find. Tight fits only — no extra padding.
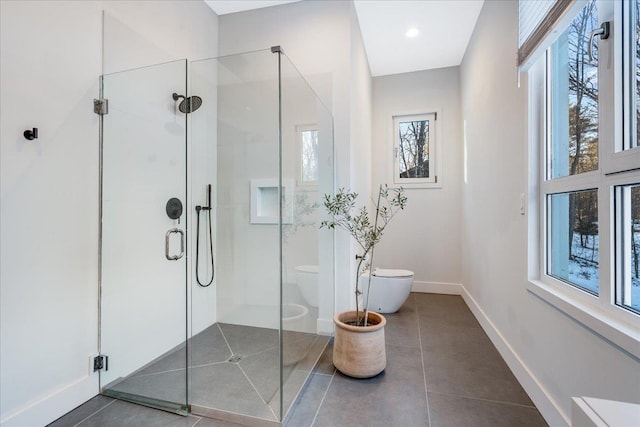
[165,228,184,260]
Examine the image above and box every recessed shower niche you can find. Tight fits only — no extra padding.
[98,21,335,425]
[251,178,294,224]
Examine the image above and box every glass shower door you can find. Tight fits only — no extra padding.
[99,59,188,414]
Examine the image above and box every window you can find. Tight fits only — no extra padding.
[530,0,640,354]
[547,190,600,295]
[297,125,318,186]
[392,113,439,187]
[545,1,601,296]
[615,183,640,313]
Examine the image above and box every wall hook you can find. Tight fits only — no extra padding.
[23,128,38,140]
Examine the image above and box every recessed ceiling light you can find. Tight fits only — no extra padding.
[406,28,419,38]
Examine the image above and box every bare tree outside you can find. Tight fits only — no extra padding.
[567,0,599,269]
[548,1,600,293]
[398,120,429,179]
[549,0,640,309]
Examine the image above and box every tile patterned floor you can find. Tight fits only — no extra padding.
[102,323,327,423]
[286,293,546,427]
[48,294,547,427]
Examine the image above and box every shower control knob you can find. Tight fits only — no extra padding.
[23,128,38,140]
[166,198,183,220]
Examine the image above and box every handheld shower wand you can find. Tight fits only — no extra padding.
[195,184,214,287]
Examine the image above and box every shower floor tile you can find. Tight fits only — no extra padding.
[102,323,326,424]
[217,323,278,356]
[190,362,278,421]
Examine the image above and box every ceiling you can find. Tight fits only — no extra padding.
[205,0,484,77]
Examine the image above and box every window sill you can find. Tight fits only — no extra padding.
[526,279,640,359]
[394,181,443,190]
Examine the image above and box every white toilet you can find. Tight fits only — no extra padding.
[360,268,414,313]
[295,265,318,308]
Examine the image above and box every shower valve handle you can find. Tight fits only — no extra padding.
[23,128,38,140]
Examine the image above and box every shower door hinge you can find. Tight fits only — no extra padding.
[93,99,109,115]
[93,355,108,372]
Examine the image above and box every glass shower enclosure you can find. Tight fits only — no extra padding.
[99,59,189,413]
[98,46,334,425]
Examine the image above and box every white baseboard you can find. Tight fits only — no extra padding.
[317,317,334,335]
[459,286,569,427]
[1,373,98,427]
[412,280,462,295]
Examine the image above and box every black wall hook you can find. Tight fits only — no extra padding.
[23,128,38,140]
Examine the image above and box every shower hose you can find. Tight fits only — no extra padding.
[195,186,215,287]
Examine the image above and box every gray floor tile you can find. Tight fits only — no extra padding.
[47,395,115,427]
[76,400,197,427]
[132,345,189,377]
[218,323,278,357]
[415,293,481,329]
[271,369,314,419]
[133,325,231,377]
[191,325,234,366]
[190,362,277,421]
[237,346,281,403]
[237,331,319,406]
[420,321,533,406]
[312,338,335,375]
[54,297,547,427]
[283,333,322,367]
[382,295,420,348]
[284,373,332,427]
[428,392,547,427]
[313,344,429,427]
[293,335,330,373]
[419,319,485,352]
[192,417,243,427]
[109,369,188,404]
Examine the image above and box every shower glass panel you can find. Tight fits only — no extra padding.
[188,49,334,424]
[190,49,282,422]
[280,52,334,419]
[99,59,188,414]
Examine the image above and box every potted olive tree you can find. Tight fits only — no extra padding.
[321,184,407,378]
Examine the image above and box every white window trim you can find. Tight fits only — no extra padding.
[388,109,442,189]
[295,124,318,188]
[526,1,640,359]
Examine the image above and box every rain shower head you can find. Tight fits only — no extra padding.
[172,93,203,114]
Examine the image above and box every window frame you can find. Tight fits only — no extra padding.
[527,0,640,359]
[389,110,442,189]
[614,182,640,316]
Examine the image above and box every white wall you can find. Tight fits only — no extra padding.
[0,1,218,425]
[349,4,373,205]
[214,55,281,325]
[190,58,219,336]
[218,0,373,321]
[372,68,462,289]
[460,2,640,425]
[348,5,374,311]
[210,56,332,333]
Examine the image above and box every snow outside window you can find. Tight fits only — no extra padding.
[532,0,640,346]
[545,1,601,298]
